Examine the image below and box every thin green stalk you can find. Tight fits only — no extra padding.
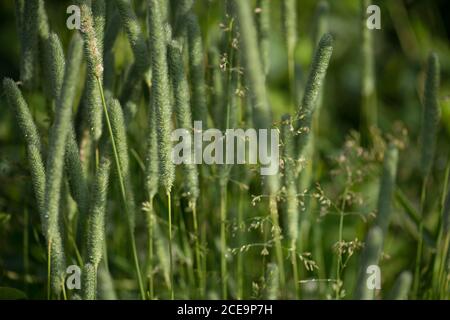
[167,192,174,300]
[336,186,348,299]
[220,184,228,299]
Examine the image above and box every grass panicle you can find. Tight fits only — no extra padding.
[92,0,106,56]
[108,97,137,229]
[295,33,333,157]
[46,33,65,100]
[148,0,175,193]
[86,156,111,268]
[82,263,97,300]
[79,0,104,141]
[3,78,46,223]
[167,40,200,202]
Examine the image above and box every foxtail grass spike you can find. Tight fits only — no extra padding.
[168,40,200,202]
[354,226,383,299]
[374,144,399,235]
[3,78,46,224]
[295,33,333,156]
[145,100,159,199]
[46,33,65,100]
[82,263,97,300]
[92,0,106,56]
[389,271,412,300]
[108,97,137,229]
[65,128,89,216]
[86,156,111,267]
[45,34,83,294]
[256,0,270,76]
[148,0,175,193]
[114,0,150,74]
[79,1,104,141]
[187,13,208,127]
[420,53,441,179]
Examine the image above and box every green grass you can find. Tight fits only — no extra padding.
[0,0,448,300]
